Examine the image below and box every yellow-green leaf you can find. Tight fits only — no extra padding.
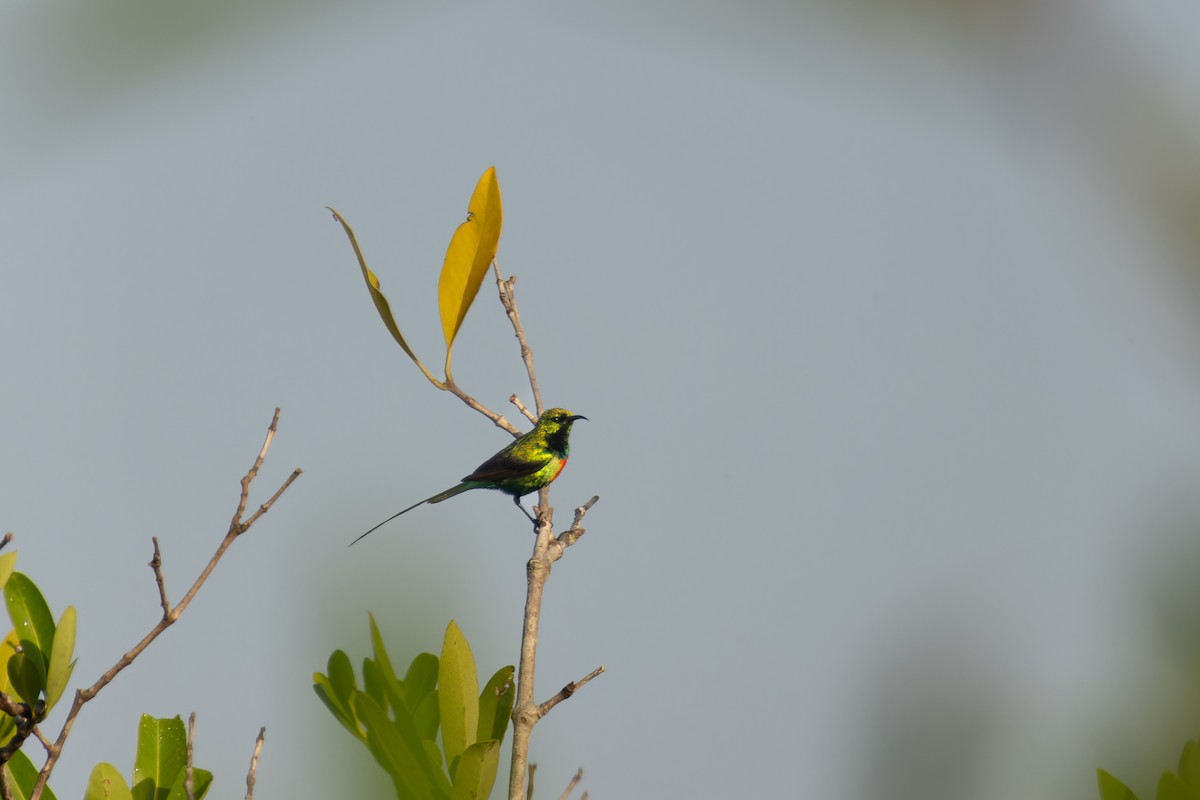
[328,207,444,389]
[84,763,132,800]
[45,605,76,712]
[0,552,18,592]
[438,621,479,775]
[438,167,503,376]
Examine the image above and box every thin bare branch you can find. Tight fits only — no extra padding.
[185,713,196,800]
[0,534,13,552]
[443,380,521,436]
[526,763,536,800]
[29,409,299,800]
[509,394,537,424]
[538,666,605,718]
[493,263,543,415]
[245,727,266,800]
[558,768,583,800]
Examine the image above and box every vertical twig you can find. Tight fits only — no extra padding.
[185,713,196,800]
[245,727,265,800]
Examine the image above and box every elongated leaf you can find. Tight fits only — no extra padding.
[1158,771,1191,800]
[313,674,363,740]
[477,666,514,744]
[363,657,386,709]
[8,749,58,800]
[438,621,479,774]
[413,689,440,741]
[163,767,212,800]
[45,605,76,711]
[0,628,21,743]
[85,763,132,800]
[1096,769,1139,800]
[326,650,357,705]
[5,573,55,674]
[438,167,503,376]
[328,207,444,389]
[131,715,187,800]
[355,693,448,800]
[450,740,500,800]
[7,650,44,706]
[369,613,399,687]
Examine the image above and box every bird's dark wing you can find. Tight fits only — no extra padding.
[462,448,551,483]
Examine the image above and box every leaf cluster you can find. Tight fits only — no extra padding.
[314,617,514,800]
[1099,739,1200,800]
[83,716,212,800]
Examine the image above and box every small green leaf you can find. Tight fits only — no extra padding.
[163,767,212,800]
[438,167,503,379]
[84,763,131,800]
[477,666,514,744]
[313,675,363,741]
[327,649,357,704]
[404,652,439,711]
[7,749,57,800]
[44,605,76,712]
[450,740,500,800]
[132,715,187,800]
[1097,769,1140,800]
[369,613,399,686]
[7,650,44,706]
[363,657,387,708]
[438,621,479,774]
[5,573,55,674]
[413,689,440,741]
[328,207,445,390]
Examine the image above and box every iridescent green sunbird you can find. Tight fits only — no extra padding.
[350,408,587,545]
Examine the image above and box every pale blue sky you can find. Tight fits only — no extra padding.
[4,2,1200,798]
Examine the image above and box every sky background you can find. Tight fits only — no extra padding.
[4,2,1200,798]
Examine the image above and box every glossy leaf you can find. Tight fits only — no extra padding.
[163,767,212,800]
[131,715,187,800]
[476,665,514,744]
[438,621,479,775]
[44,605,76,712]
[328,207,444,389]
[449,740,500,800]
[8,749,57,800]
[1097,769,1139,800]
[85,763,132,800]
[355,693,448,800]
[0,628,21,743]
[7,649,44,706]
[438,166,503,377]
[5,572,55,674]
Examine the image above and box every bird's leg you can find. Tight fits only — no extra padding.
[514,495,537,524]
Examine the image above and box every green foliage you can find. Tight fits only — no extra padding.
[5,750,57,800]
[86,715,211,800]
[314,616,515,800]
[1,569,76,716]
[1099,738,1200,800]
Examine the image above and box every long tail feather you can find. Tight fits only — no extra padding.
[348,483,474,546]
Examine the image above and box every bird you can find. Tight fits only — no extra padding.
[350,407,587,545]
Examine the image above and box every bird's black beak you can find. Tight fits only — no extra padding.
[569,415,588,422]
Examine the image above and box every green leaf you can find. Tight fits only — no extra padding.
[413,689,440,741]
[5,573,55,674]
[1179,740,1200,788]
[313,674,364,741]
[477,666,514,744]
[84,763,131,800]
[405,652,439,712]
[449,740,500,800]
[0,552,19,592]
[44,605,75,712]
[363,657,387,708]
[7,749,57,800]
[438,167,503,379]
[328,207,445,390]
[1158,771,1191,800]
[131,715,187,800]
[7,650,44,706]
[355,693,449,800]
[1097,769,1140,800]
[369,613,399,686]
[0,628,21,743]
[438,621,479,774]
[327,649,357,704]
[163,767,212,800]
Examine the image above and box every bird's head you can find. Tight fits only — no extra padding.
[537,408,587,435]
